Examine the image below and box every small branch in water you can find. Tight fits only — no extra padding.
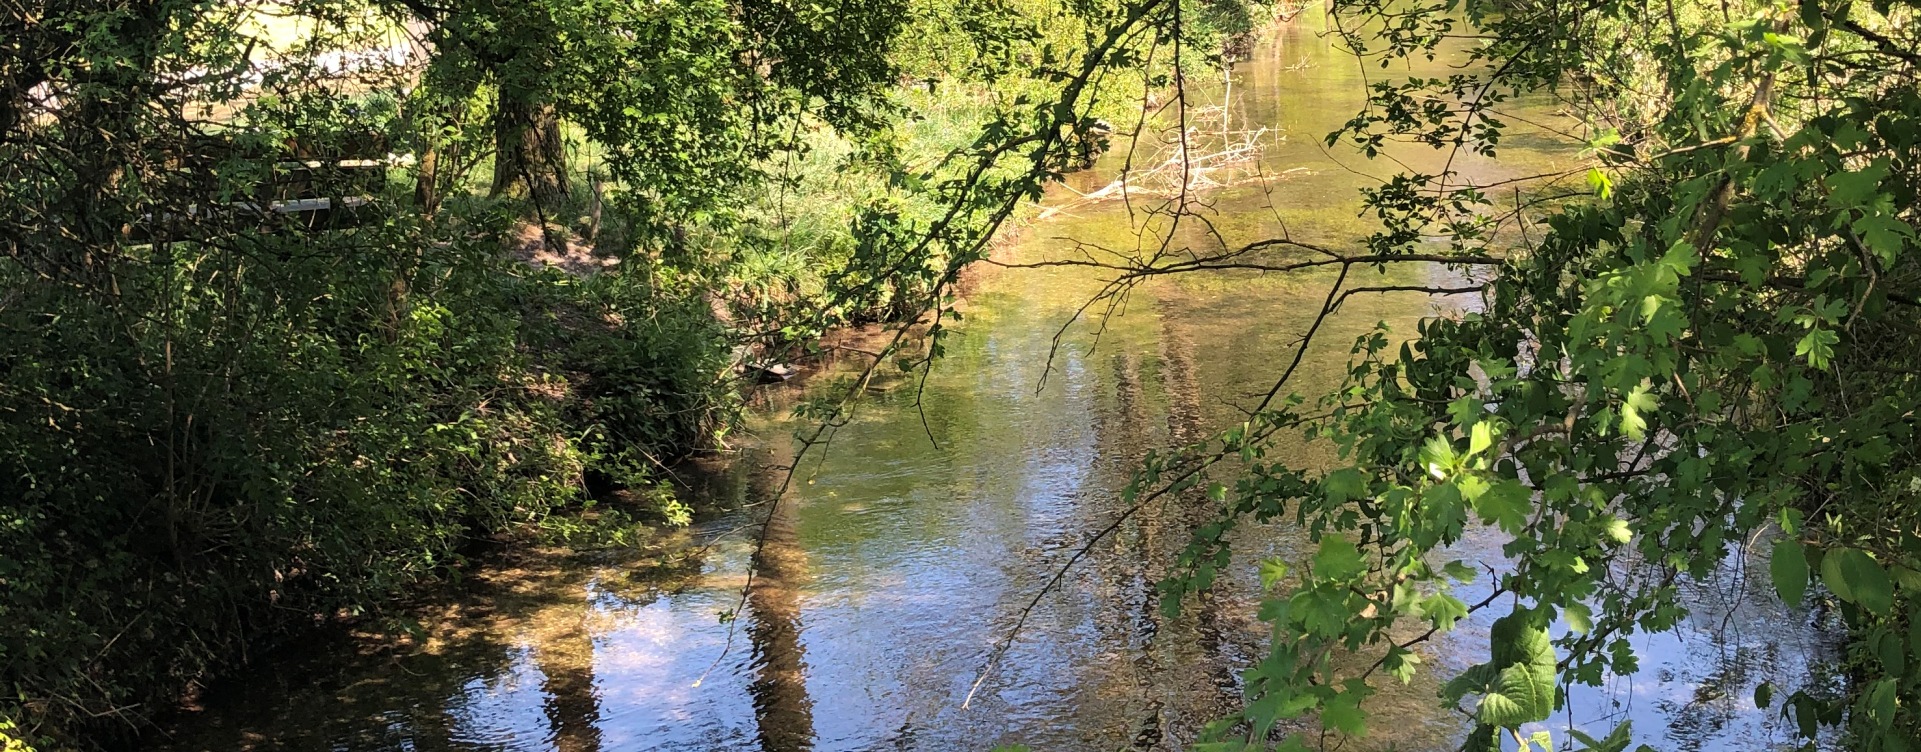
[960,449,1221,710]
[958,405,1335,709]
[1328,283,1486,313]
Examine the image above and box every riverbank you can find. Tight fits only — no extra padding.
[0,2,1294,747]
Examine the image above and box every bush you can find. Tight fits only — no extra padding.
[0,189,754,748]
[0,216,604,743]
[515,260,740,508]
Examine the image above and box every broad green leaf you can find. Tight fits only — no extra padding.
[1586,167,1613,199]
[1259,558,1290,591]
[1827,160,1891,209]
[1891,564,1921,592]
[1475,690,1525,727]
[1869,677,1898,722]
[1565,602,1593,635]
[1323,467,1366,504]
[1469,614,1557,728]
[1621,385,1657,440]
[1313,536,1366,580]
[1469,421,1495,456]
[1795,328,1838,369]
[1321,689,1367,735]
[1488,661,1555,724]
[1424,593,1470,629]
[1822,547,1894,614]
[1770,538,1808,606]
[1852,213,1912,266]
[1421,435,1457,479]
[1472,478,1532,533]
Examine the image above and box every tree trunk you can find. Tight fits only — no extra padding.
[490,91,571,215]
[414,143,441,216]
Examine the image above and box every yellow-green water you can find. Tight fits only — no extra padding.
[146,15,1837,752]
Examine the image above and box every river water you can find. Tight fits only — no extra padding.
[149,14,1838,752]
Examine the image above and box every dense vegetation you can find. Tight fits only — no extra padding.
[0,0,1257,748]
[1124,0,1921,749]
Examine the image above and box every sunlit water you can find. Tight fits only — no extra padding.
[146,15,1839,752]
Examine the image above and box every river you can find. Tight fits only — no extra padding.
[147,13,1838,752]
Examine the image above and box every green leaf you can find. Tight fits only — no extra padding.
[1620,385,1657,440]
[1827,160,1891,209]
[1471,478,1532,533]
[1488,661,1555,724]
[1469,421,1495,456]
[1851,213,1912,266]
[1564,602,1593,635]
[1770,538,1809,606]
[1644,303,1685,345]
[1656,241,1699,276]
[1475,689,1531,727]
[1259,558,1290,591]
[1421,435,1458,479]
[1323,467,1366,504]
[1470,614,1558,728]
[1795,328,1839,369]
[1869,677,1898,723]
[1321,689,1367,735]
[1821,547,1895,614]
[1586,167,1613,199]
[1384,646,1423,684]
[1571,721,1633,752]
[1313,536,1366,580]
[1424,593,1470,629]
[1754,681,1773,709]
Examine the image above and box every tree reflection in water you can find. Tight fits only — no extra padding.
[530,607,605,752]
[747,477,817,751]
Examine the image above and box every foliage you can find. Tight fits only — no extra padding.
[0,0,887,745]
[1120,0,1921,749]
[0,722,33,752]
[0,214,588,740]
[693,0,1275,336]
[2,0,1279,743]
[521,264,739,492]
